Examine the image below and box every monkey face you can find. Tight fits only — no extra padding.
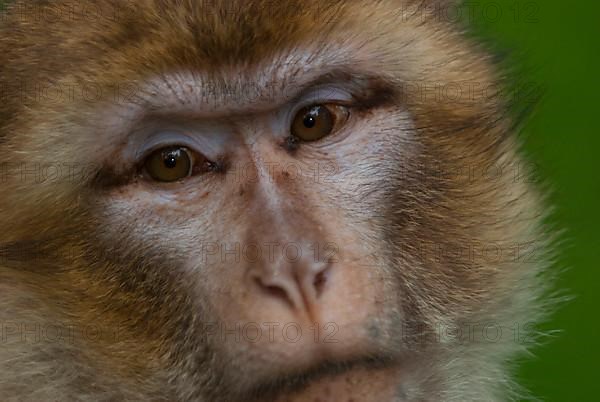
[0,1,548,401]
[85,70,418,400]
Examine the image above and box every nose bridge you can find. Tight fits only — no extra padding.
[246,193,319,269]
[241,142,332,318]
[243,135,314,246]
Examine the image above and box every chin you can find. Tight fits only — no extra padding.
[268,363,404,402]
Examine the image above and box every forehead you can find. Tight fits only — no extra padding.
[92,0,353,68]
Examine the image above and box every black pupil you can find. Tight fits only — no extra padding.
[303,115,316,128]
[303,107,320,128]
[163,151,180,169]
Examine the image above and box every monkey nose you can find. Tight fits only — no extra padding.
[250,258,331,318]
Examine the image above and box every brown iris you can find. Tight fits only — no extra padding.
[144,146,193,182]
[291,104,348,142]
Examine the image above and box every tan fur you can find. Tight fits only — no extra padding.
[0,1,552,401]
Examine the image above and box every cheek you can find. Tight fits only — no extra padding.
[315,109,418,224]
[92,185,226,268]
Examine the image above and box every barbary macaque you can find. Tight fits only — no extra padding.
[0,1,551,401]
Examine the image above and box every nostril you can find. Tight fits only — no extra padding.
[264,284,288,300]
[253,277,295,309]
[313,269,328,296]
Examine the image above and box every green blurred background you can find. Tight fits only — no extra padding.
[1,0,598,400]
[467,0,600,400]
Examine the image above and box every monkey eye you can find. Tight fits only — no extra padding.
[143,146,194,182]
[291,104,350,142]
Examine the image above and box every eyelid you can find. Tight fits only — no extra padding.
[293,86,354,110]
[133,131,199,161]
